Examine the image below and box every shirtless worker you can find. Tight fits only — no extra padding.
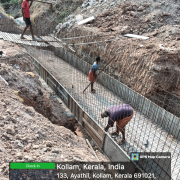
[101,104,134,144]
[21,0,35,40]
[88,57,101,93]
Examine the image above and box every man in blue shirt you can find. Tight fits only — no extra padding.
[89,57,100,93]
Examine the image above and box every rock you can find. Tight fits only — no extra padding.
[152,65,162,72]
[129,11,136,16]
[163,12,169,16]
[16,140,24,148]
[24,156,33,161]
[110,2,115,6]
[138,6,145,11]
[35,134,39,139]
[75,15,83,22]
[52,148,60,154]
[88,0,94,6]
[82,2,88,8]
[90,9,94,13]
[144,4,150,8]
[15,134,22,140]
[33,145,39,149]
[55,23,62,30]
[6,127,15,135]
[68,22,74,29]
[90,140,95,147]
[62,22,69,28]
[43,148,48,152]
[46,141,53,147]
[16,152,23,159]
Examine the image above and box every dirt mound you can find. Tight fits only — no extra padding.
[0,40,79,131]
[0,81,97,179]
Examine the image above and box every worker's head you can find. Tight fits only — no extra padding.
[96,56,100,64]
[101,110,109,118]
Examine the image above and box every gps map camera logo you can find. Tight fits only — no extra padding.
[131,153,139,161]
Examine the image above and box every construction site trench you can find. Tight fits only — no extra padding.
[1,0,180,179]
[22,42,179,180]
[0,30,180,179]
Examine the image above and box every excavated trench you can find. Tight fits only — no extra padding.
[0,50,78,133]
[19,86,78,132]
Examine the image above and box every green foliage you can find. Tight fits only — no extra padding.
[11,0,22,3]
[59,11,69,23]
[2,0,22,6]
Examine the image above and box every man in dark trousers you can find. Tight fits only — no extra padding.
[101,104,134,144]
[21,0,35,40]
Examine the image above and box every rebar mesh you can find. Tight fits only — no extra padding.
[24,45,180,180]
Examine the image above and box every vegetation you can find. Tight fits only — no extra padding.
[59,11,69,23]
[2,0,22,6]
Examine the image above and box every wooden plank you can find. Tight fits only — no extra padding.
[84,113,105,139]
[124,34,149,40]
[83,118,103,148]
[78,16,95,25]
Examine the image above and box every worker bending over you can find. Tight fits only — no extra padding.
[21,0,35,40]
[101,104,134,144]
[88,57,100,93]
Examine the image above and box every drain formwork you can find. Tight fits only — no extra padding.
[24,45,180,180]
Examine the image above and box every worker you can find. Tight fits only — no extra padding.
[101,104,134,144]
[21,0,35,40]
[89,56,100,93]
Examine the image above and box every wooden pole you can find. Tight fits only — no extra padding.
[86,139,99,161]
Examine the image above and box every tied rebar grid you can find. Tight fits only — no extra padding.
[25,45,180,180]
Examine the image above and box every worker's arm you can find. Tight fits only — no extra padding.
[22,8,25,21]
[29,0,33,8]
